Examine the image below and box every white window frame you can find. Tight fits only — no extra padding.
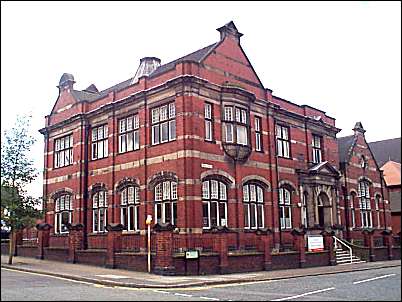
[92,191,108,233]
[54,194,73,234]
[202,179,228,229]
[205,102,213,141]
[276,125,290,158]
[54,134,73,168]
[92,124,108,160]
[154,181,177,225]
[279,187,292,229]
[243,183,264,230]
[255,116,262,152]
[223,105,249,146]
[120,186,140,232]
[312,135,322,163]
[118,115,140,153]
[151,103,176,146]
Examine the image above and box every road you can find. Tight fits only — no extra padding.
[1,266,400,301]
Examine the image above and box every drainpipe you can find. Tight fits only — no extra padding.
[342,163,351,241]
[273,118,282,248]
[379,170,387,230]
[82,119,90,250]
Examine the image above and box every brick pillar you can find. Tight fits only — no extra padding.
[291,228,306,268]
[153,223,175,275]
[36,223,52,260]
[382,229,393,260]
[321,229,336,266]
[14,230,23,256]
[362,229,375,262]
[67,223,84,263]
[105,223,123,268]
[257,228,273,271]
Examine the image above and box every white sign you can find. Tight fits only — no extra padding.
[307,235,324,252]
[185,250,199,259]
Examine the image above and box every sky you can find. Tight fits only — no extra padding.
[1,1,401,200]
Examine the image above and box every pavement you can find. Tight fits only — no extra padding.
[1,255,400,289]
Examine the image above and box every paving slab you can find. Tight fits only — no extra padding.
[1,255,400,289]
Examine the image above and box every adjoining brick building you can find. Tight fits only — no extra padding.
[31,21,398,274]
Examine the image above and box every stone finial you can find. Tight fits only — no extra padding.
[58,73,75,91]
[216,21,243,43]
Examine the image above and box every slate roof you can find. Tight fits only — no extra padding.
[368,138,401,167]
[70,42,218,103]
[337,135,355,163]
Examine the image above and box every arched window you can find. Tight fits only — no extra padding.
[358,181,372,228]
[202,179,228,229]
[279,187,292,229]
[154,181,177,225]
[55,194,73,234]
[243,183,264,229]
[92,191,107,233]
[375,194,381,228]
[350,192,356,228]
[120,186,140,231]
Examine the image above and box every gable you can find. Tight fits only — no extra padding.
[51,89,78,115]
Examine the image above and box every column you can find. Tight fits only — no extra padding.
[67,223,84,263]
[291,228,306,268]
[36,223,52,260]
[362,229,375,262]
[382,229,393,260]
[153,223,175,275]
[321,229,336,266]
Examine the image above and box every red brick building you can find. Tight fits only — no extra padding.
[34,22,397,274]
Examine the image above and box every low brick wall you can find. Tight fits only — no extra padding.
[392,247,400,259]
[16,245,38,258]
[173,253,220,275]
[227,251,264,273]
[43,247,69,262]
[114,252,150,272]
[271,252,300,270]
[305,251,330,267]
[1,242,9,255]
[75,249,107,267]
[373,247,389,261]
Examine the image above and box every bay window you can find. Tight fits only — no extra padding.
[223,106,248,145]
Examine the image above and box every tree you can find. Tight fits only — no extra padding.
[1,114,43,264]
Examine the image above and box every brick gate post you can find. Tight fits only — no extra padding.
[321,229,336,266]
[362,229,375,262]
[105,223,124,268]
[153,223,175,275]
[257,228,273,271]
[381,229,393,260]
[36,223,52,260]
[291,228,306,268]
[67,223,84,263]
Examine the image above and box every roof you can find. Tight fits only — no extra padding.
[149,42,217,78]
[337,135,355,163]
[69,42,218,103]
[368,137,401,167]
[381,161,401,187]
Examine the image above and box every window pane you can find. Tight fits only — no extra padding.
[119,134,126,153]
[244,204,250,228]
[237,125,248,145]
[98,191,105,207]
[100,208,106,232]
[152,108,159,124]
[60,150,65,166]
[165,202,172,224]
[119,119,126,133]
[155,184,162,201]
[152,125,159,145]
[225,123,233,143]
[91,143,97,160]
[133,130,139,150]
[250,203,256,228]
[128,186,134,204]
[127,132,133,151]
[256,133,261,151]
[133,114,139,129]
[250,185,256,201]
[211,180,218,199]
[169,120,176,141]
[61,212,70,232]
[257,204,264,228]
[160,122,169,143]
[257,186,263,202]
[163,181,170,200]
[205,120,212,141]
[241,109,247,124]
[224,106,233,121]
[65,148,70,164]
[202,181,210,199]
[103,139,108,157]
[219,182,227,200]
[92,129,98,141]
[169,103,176,118]
[219,202,226,226]
[160,105,168,121]
[255,117,260,131]
[283,141,290,158]
[121,208,128,230]
[171,182,177,200]
[282,127,288,140]
[129,206,135,231]
[205,103,211,119]
[210,202,218,227]
[277,139,282,156]
[235,108,241,122]
[121,188,127,205]
[98,140,104,158]
[172,202,177,225]
[155,203,162,224]
[203,202,209,228]
[135,187,140,203]
[243,185,249,202]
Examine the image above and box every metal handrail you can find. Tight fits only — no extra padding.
[333,236,353,264]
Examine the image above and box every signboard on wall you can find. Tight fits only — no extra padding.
[185,250,199,259]
[307,235,324,252]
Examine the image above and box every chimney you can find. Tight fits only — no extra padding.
[131,57,161,85]
[216,21,243,44]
